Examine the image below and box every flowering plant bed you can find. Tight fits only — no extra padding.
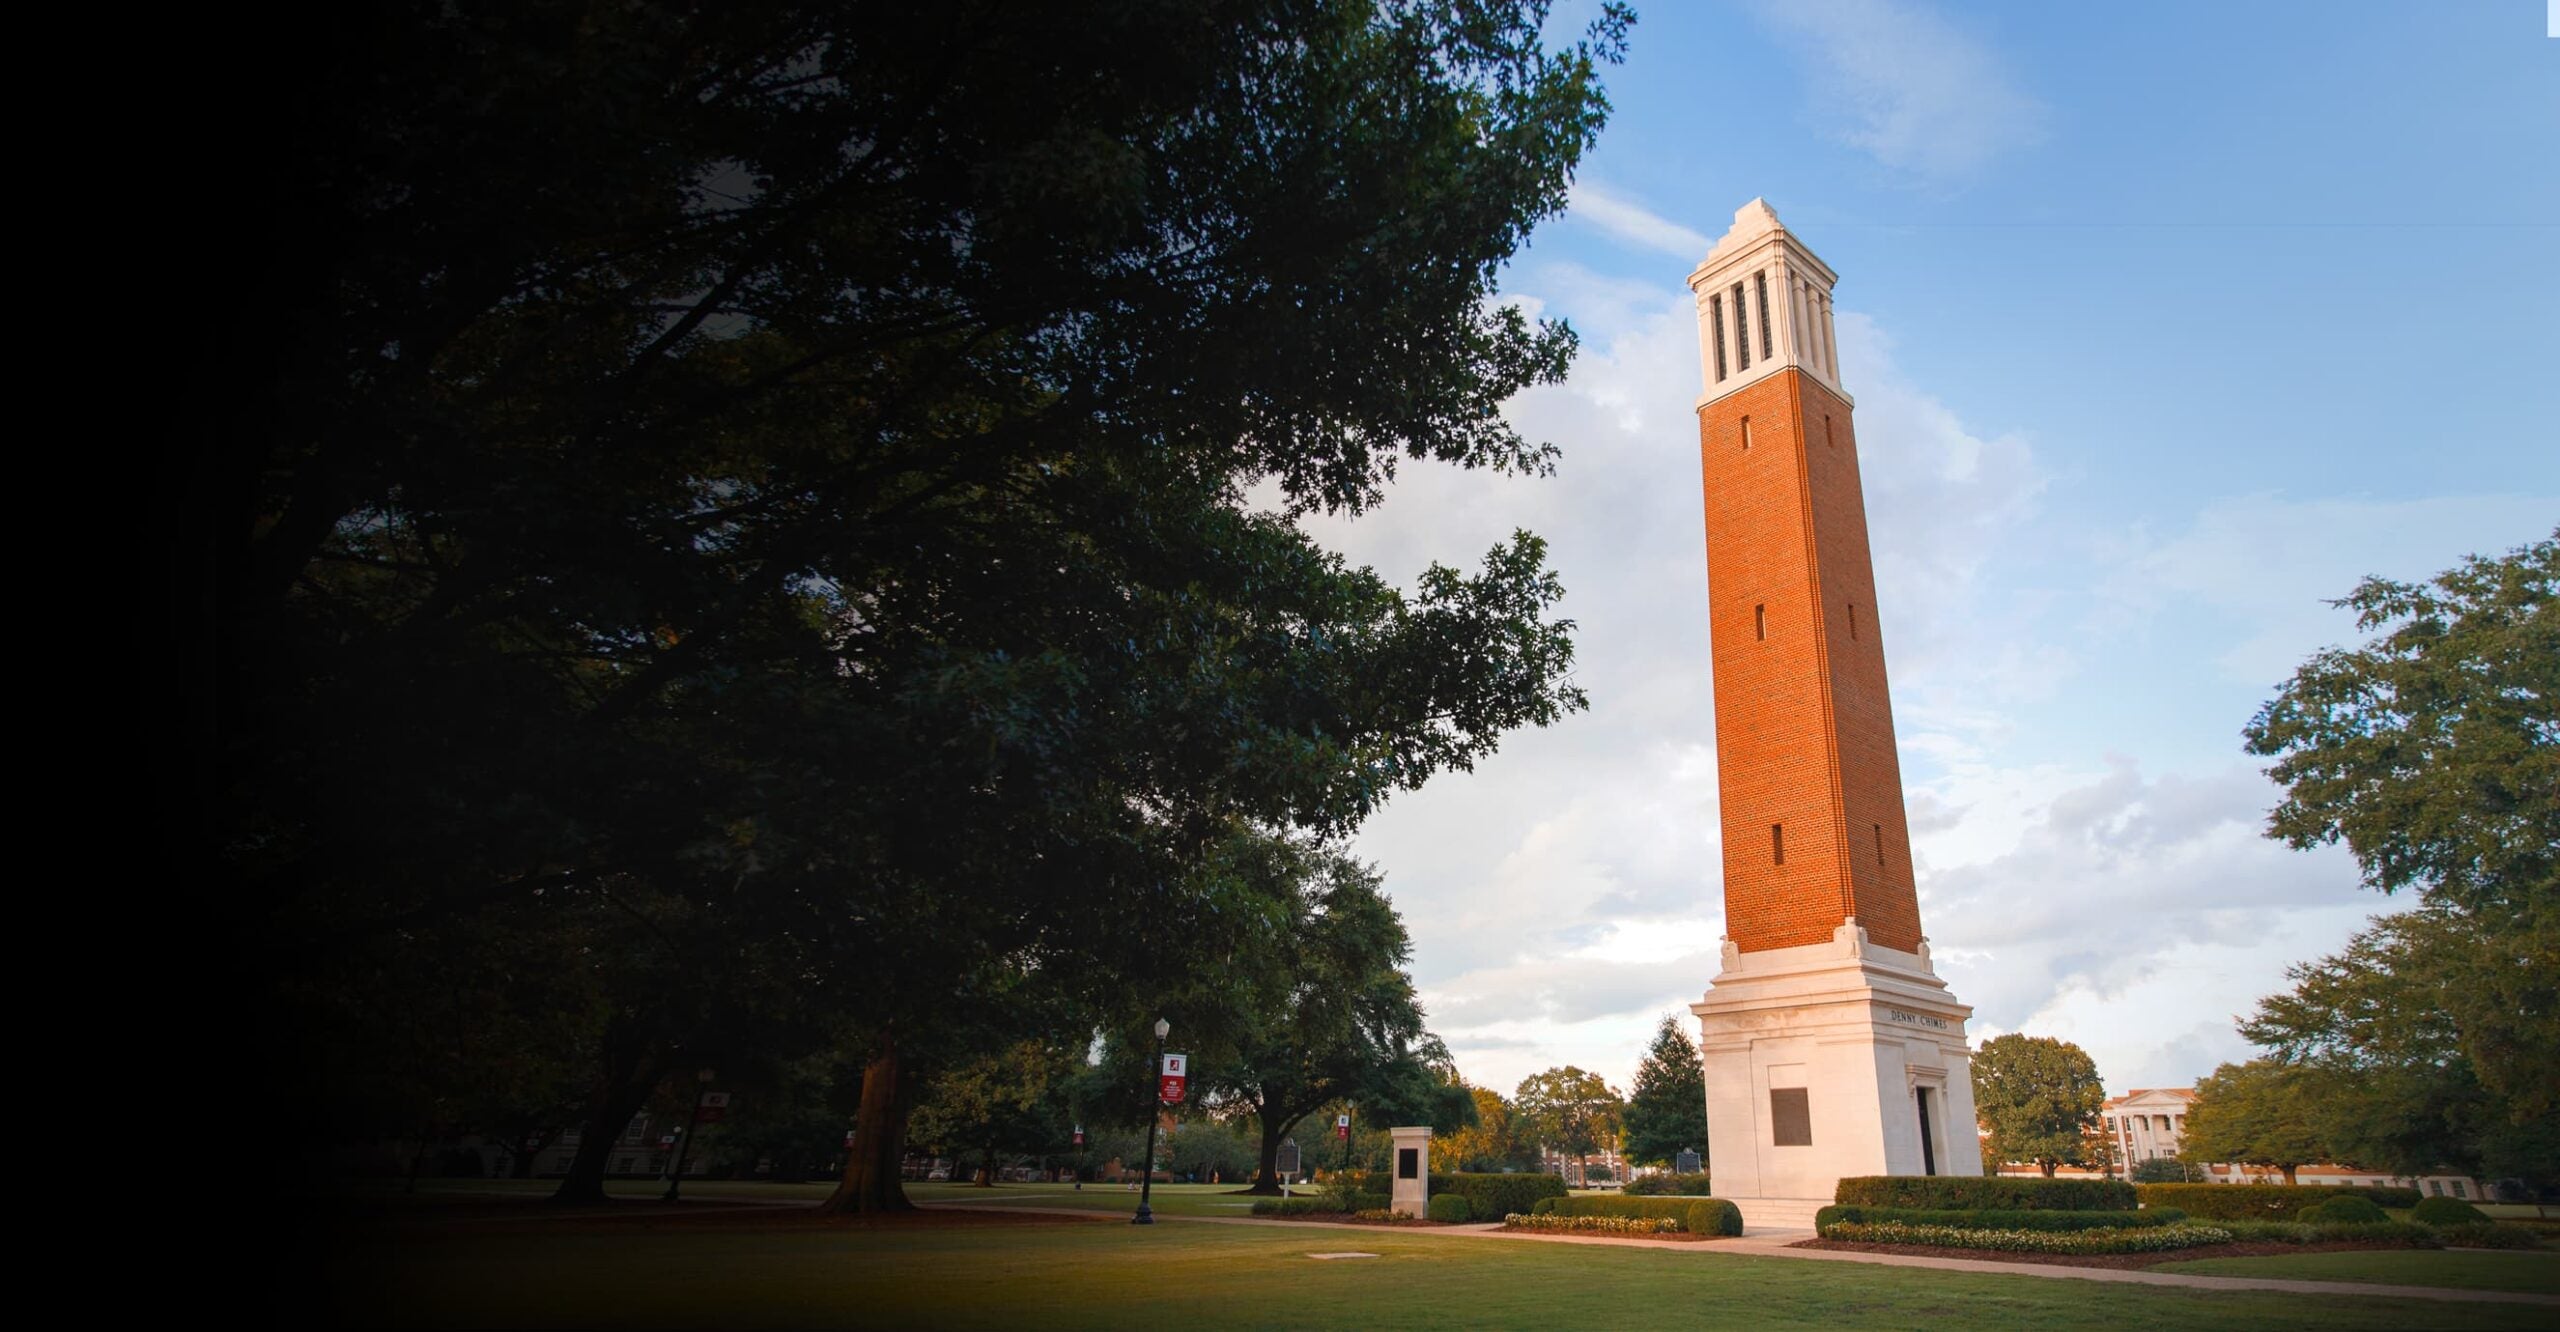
[1819,1220,2235,1255]
[1797,1237,2458,1271]
[1502,1213,1718,1240]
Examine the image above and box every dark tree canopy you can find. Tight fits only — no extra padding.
[188,0,1626,1213]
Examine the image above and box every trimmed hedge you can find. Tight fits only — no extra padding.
[1438,1172,1569,1220]
[1247,1190,1401,1217]
[2409,1196,2489,1226]
[1823,1220,2235,1255]
[1331,1172,1564,1220]
[2136,1183,2420,1219]
[1426,1194,1473,1223]
[2300,1196,2388,1224]
[1531,1194,1743,1237]
[1625,1172,1713,1197]
[1834,1176,2136,1212]
[2214,1219,2441,1247]
[1816,1205,2189,1235]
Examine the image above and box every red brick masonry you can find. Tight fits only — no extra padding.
[1699,368,1923,954]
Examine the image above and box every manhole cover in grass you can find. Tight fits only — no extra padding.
[1306,1252,1380,1260]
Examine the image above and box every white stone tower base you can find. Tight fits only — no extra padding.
[1691,919,1982,1233]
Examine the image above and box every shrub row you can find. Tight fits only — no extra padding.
[2213,1220,2441,1247]
[1349,1208,1411,1223]
[1625,1173,1713,1197]
[1816,1205,2189,1234]
[1503,1213,1680,1236]
[1426,1195,1473,1224]
[2300,1196,2387,1224]
[1435,1172,1569,1220]
[1248,1190,1389,1217]
[2135,1183,2420,1219]
[1531,1195,1744,1237]
[1823,1221,2236,1255]
[1834,1176,2136,1212]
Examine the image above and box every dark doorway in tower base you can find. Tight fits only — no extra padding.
[1915,1088,1938,1176]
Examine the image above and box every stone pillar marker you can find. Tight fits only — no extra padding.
[1388,1126,1431,1216]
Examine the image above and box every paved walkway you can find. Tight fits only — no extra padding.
[914,1201,2560,1308]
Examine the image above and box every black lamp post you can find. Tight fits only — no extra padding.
[662,1068,715,1202]
[1133,1017,1168,1225]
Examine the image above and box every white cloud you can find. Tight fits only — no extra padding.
[1749,0,2047,184]
[2092,495,2558,689]
[1563,182,1716,259]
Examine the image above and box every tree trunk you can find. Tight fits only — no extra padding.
[405,1138,431,1193]
[2039,1159,2057,1178]
[551,1035,665,1205]
[822,1029,917,1213]
[2281,1164,2298,1185]
[976,1137,996,1186]
[1245,1110,1297,1194]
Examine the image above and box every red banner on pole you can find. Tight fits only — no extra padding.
[1159,1054,1189,1104]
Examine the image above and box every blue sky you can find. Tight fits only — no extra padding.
[1298,1,2558,1099]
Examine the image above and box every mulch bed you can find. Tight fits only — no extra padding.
[1794,1238,2431,1270]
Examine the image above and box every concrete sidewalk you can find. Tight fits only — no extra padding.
[915,1202,2560,1308]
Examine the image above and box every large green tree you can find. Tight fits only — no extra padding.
[1970,1034,2105,1177]
[908,1038,1080,1187]
[1621,1015,1708,1169]
[1514,1066,1622,1185]
[2243,532,2557,930]
[199,0,1627,1214]
[1438,1086,1536,1172]
[1076,837,1471,1193]
[2179,1059,2331,1186]
[2241,906,2560,1189]
[2237,534,2556,1190]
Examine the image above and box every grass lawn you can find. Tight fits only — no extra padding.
[320,1200,2559,1330]
[2151,1249,2560,1295]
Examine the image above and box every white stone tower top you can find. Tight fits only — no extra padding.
[1686,199,1849,408]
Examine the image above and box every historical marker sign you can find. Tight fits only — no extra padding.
[1676,1148,1702,1174]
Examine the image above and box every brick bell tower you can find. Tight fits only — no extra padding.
[1685,200,1982,1231]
